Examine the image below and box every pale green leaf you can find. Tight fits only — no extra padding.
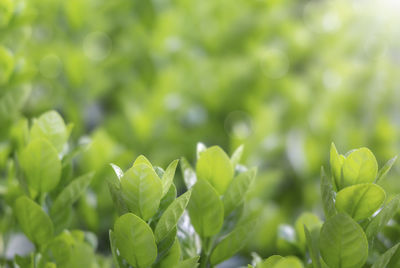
[304,226,321,268]
[330,143,343,191]
[132,155,153,168]
[155,190,192,243]
[320,213,368,268]
[341,148,378,188]
[20,138,61,193]
[222,168,256,217]
[257,255,283,268]
[114,213,157,268]
[295,212,321,250]
[231,144,244,168]
[175,257,200,268]
[335,183,386,221]
[376,156,397,184]
[161,159,179,197]
[187,179,224,237]
[15,196,54,246]
[120,163,162,220]
[274,256,304,268]
[180,157,197,189]
[154,238,181,268]
[30,110,69,153]
[196,146,234,195]
[371,243,400,268]
[320,167,336,219]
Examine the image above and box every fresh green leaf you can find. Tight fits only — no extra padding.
[376,156,397,184]
[319,213,368,268]
[19,138,61,194]
[196,146,234,195]
[366,194,400,240]
[132,155,153,168]
[304,226,321,268]
[30,110,69,153]
[210,218,257,265]
[161,159,179,197]
[257,255,283,267]
[222,168,256,217]
[335,183,386,221]
[371,243,400,268]
[330,143,343,190]
[109,230,128,268]
[15,196,54,246]
[180,157,197,189]
[175,256,200,268]
[320,167,336,219]
[295,212,321,250]
[114,213,157,268]
[187,179,224,238]
[155,190,192,243]
[51,172,94,225]
[274,256,304,268]
[231,144,244,168]
[341,147,378,188]
[155,238,181,268]
[120,163,162,220]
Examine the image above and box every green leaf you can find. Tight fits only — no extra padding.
[231,144,244,168]
[196,142,207,159]
[157,227,177,260]
[161,159,179,197]
[19,138,61,193]
[155,238,181,268]
[320,167,336,219]
[376,156,397,184]
[180,157,197,189]
[196,146,234,195]
[132,155,153,168]
[257,255,283,267]
[114,213,157,268]
[210,218,257,265]
[155,190,192,243]
[30,110,69,153]
[187,179,224,238]
[51,172,94,225]
[109,230,128,268]
[295,212,321,250]
[341,147,378,188]
[319,213,368,268]
[222,168,256,217]
[274,256,304,268]
[330,143,343,190]
[15,196,54,246]
[304,226,321,268]
[175,256,200,268]
[177,211,201,259]
[335,183,386,221]
[371,243,400,268]
[365,195,400,240]
[0,86,30,123]
[120,163,162,220]
[0,46,14,85]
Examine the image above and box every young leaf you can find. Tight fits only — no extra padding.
[341,147,378,188]
[196,142,207,159]
[110,163,124,180]
[371,243,400,268]
[51,172,94,224]
[304,226,321,268]
[187,179,224,238]
[114,213,157,268]
[132,155,153,168]
[375,156,397,184]
[319,213,368,268]
[257,255,283,267]
[155,190,192,243]
[161,159,179,197]
[210,218,257,265]
[320,167,336,219]
[15,196,54,246]
[157,228,177,260]
[120,163,162,220]
[30,110,69,153]
[365,194,400,240]
[109,230,128,268]
[231,144,244,168]
[295,212,322,250]
[335,183,386,221]
[196,146,234,195]
[180,157,197,189]
[274,256,304,268]
[222,168,256,217]
[175,256,200,268]
[19,138,61,193]
[330,143,343,190]
[177,211,201,259]
[154,238,181,268]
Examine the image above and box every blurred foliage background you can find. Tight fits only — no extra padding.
[2,0,400,264]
